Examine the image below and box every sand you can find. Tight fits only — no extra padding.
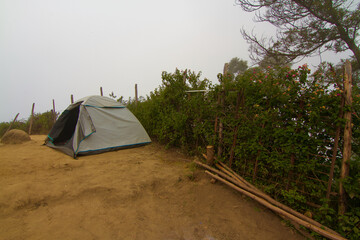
[0,135,304,240]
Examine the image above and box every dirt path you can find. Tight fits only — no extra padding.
[0,135,304,240]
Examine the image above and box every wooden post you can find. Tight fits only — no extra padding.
[217,91,224,158]
[71,94,74,104]
[229,92,242,167]
[183,69,187,83]
[52,99,56,123]
[135,84,138,105]
[223,63,229,80]
[252,123,265,182]
[217,63,228,158]
[339,60,352,215]
[100,87,103,96]
[326,97,344,199]
[3,113,19,137]
[206,146,214,166]
[286,154,296,190]
[28,103,35,135]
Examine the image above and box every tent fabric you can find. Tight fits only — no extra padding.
[45,95,151,157]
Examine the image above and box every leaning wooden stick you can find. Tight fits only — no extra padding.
[197,158,342,237]
[216,163,257,191]
[206,170,346,240]
[202,153,255,190]
[218,160,257,190]
[194,160,248,189]
[3,113,19,137]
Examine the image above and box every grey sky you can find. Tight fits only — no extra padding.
[0,0,350,122]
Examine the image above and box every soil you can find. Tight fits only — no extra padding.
[0,135,304,240]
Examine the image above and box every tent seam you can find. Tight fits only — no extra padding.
[83,104,125,109]
[76,141,151,155]
[74,131,96,155]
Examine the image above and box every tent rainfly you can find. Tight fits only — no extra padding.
[45,95,151,157]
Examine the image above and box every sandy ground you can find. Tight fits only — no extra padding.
[0,135,304,240]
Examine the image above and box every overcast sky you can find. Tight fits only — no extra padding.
[0,0,351,122]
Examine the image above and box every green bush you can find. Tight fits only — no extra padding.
[0,110,57,137]
[129,64,360,239]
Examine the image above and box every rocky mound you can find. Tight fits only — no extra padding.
[1,129,31,144]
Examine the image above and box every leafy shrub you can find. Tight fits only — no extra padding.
[0,110,57,137]
[129,64,360,238]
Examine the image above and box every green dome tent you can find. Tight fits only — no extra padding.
[45,95,151,157]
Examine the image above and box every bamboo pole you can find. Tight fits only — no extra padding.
[28,103,35,135]
[339,60,352,215]
[206,171,346,240]
[286,154,296,190]
[216,163,257,192]
[197,159,342,237]
[327,96,344,199]
[217,64,228,158]
[183,69,187,83]
[215,163,341,236]
[217,160,256,191]
[3,113,19,137]
[253,124,265,182]
[217,91,224,157]
[229,92,242,167]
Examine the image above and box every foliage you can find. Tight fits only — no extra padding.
[128,69,214,153]
[130,64,360,239]
[29,111,57,134]
[0,111,57,137]
[0,120,27,137]
[228,57,248,76]
[236,0,360,66]
[258,53,292,69]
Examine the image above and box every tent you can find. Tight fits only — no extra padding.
[45,95,151,157]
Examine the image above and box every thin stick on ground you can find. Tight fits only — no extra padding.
[205,170,346,240]
[196,158,343,237]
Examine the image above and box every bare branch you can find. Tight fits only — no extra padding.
[237,0,360,66]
